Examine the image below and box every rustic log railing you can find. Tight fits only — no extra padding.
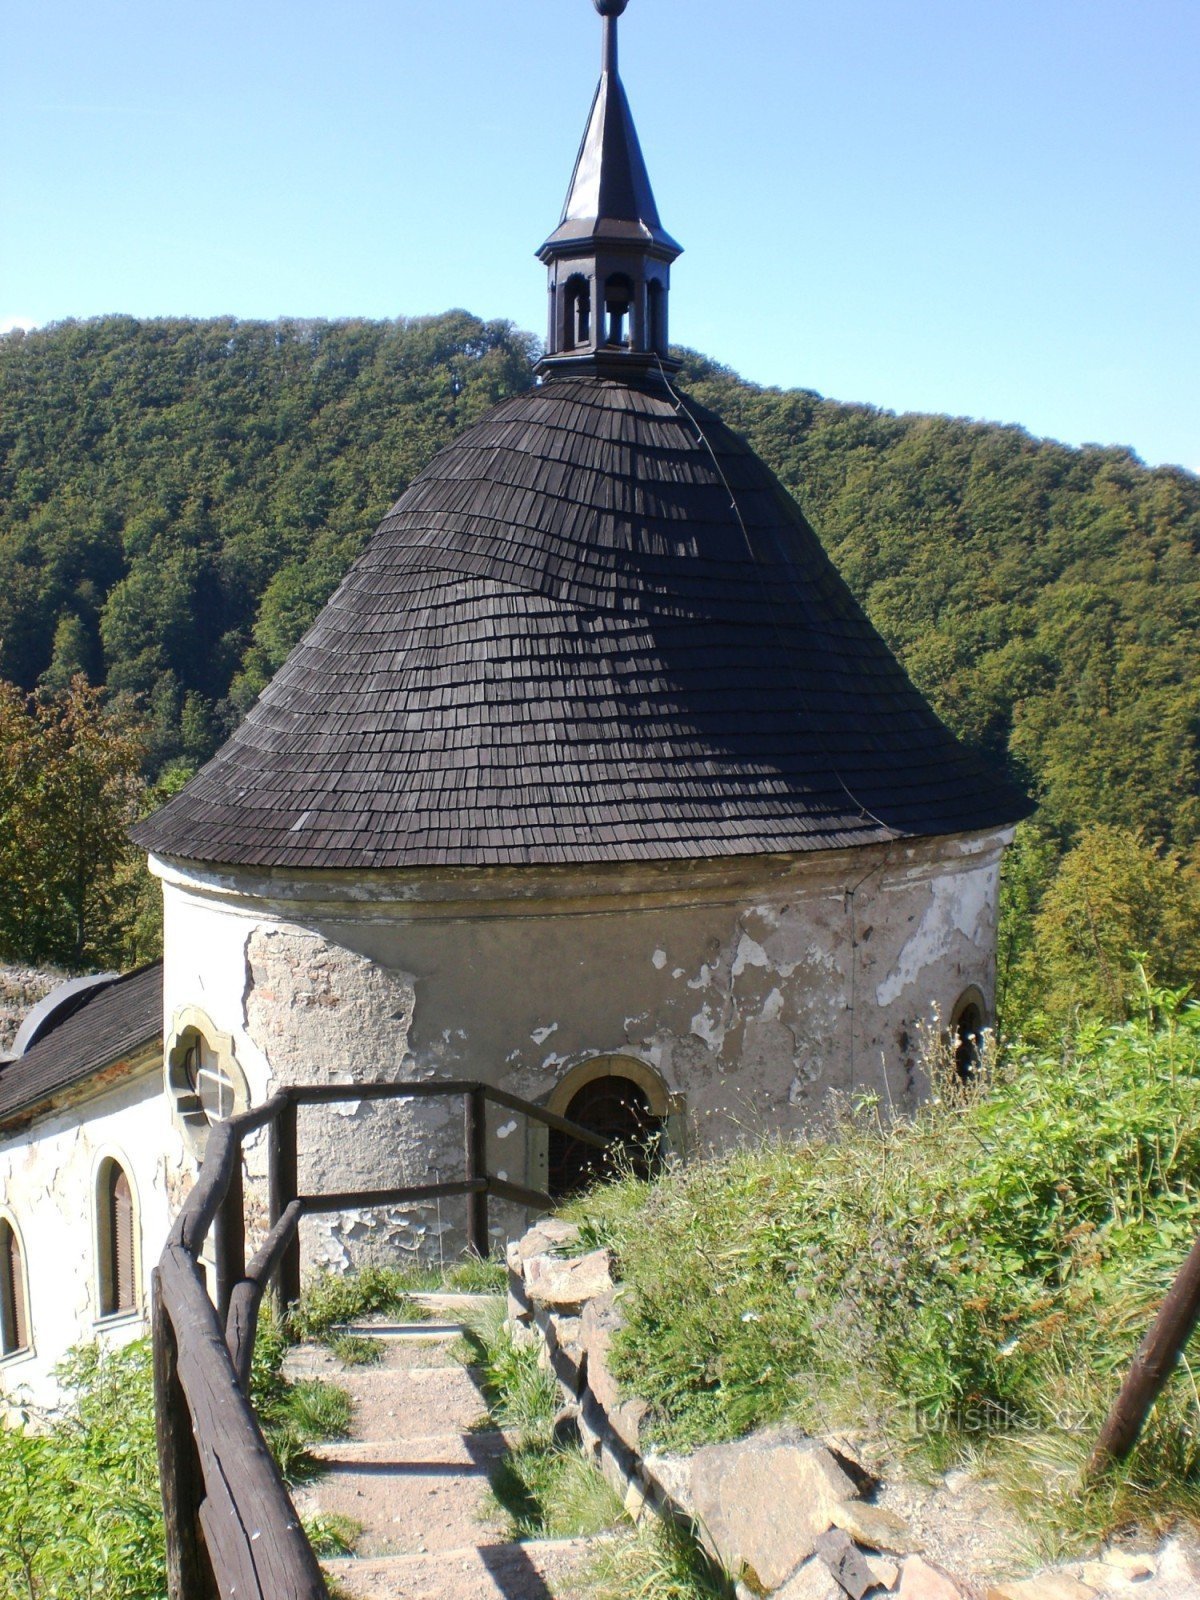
[153,1079,609,1600]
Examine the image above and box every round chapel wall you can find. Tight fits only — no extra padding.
[153,825,1010,1269]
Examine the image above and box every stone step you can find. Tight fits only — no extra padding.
[326,1360,491,1441]
[337,1321,468,1341]
[322,1537,596,1600]
[294,1431,511,1558]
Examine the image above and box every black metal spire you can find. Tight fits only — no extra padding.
[537,0,682,381]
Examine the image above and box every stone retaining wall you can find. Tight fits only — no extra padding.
[506,1220,1198,1600]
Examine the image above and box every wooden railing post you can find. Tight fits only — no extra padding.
[1089,1230,1200,1476]
[212,1153,245,1328]
[268,1097,301,1315]
[464,1084,488,1256]
[152,1270,216,1600]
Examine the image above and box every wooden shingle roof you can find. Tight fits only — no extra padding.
[0,963,162,1126]
[132,377,1029,870]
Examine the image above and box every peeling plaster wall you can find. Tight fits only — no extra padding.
[153,827,1009,1266]
[0,1068,191,1415]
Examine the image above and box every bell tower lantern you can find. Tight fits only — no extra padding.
[537,0,683,380]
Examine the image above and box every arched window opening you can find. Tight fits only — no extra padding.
[0,1219,29,1356]
[98,1160,137,1317]
[604,274,635,347]
[166,1010,246,1155]
[953,1001,986,1084]
[564,276,591,350]
[548,1075,665,1199]
[182,1033,236,1124]
[647,279,665,352]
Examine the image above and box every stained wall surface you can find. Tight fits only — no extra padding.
[0,1065,192,1414]
[154,827,1010,1268]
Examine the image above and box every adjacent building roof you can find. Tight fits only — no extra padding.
[132,378,1030,871]
[0,963,162,1126]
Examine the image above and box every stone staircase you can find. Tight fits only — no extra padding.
[286,1294,596,1600]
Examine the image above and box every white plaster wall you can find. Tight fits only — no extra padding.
[152,828,1010,1267]
[0,1066,192,1415]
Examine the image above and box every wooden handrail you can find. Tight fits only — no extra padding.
[154,1075,616,1600]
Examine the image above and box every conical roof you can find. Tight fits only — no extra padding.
[133,377,1029,870]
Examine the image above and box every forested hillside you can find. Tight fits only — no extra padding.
[2,313,1198,1019]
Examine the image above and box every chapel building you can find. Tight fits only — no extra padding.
[1,0,1027,1394]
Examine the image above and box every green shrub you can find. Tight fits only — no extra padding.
[569,989,1200,1540]
[0,1317,352,1598]
[0,1340,164,1600]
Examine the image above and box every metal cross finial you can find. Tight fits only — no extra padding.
[594,0,628,72]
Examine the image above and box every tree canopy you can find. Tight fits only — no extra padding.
[2,314,1198,1015]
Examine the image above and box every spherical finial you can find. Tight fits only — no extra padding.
[594,0,629,16]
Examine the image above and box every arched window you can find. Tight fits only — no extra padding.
[98,1159,138,1317]
[603,274,635,347]
[0,1218,29,1356]
[166,1010,247,1154]
[182,1033,236,1123]
[647,278,665,352]
[548,1064,667,1198]
[950,990,988,1083]
[564,276,591,350]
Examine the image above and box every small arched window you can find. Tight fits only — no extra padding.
[950,991,988,1084]
[166,1010,247,1155]
[98,1159,138,1317]
[647,279,665,352]
[604,274,635,347]
[564,276,591,350]
[182,1034,236,1123]
[0,1218,29,1356]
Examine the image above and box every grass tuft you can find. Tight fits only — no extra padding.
[303,1512,362,1557]
[487,1443,624,1540]
[326,1332,384,1366]
[582,1521,735,1600]
[444,1254,508,1293]
[289,1264,423,1343]
[456,1297,560,1448]
[250,1309,354,1482]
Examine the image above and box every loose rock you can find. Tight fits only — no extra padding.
[830,1499,914,1554]
[688,1433,860,1591]
[516,1218,581,1263]
[899,1555,966,1600]
[986,1578,1098,1600]
[524,1248,613,1309]
[865,1554,901,1591]
[773,1556,844,1600]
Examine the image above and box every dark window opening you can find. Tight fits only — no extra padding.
[564,277,591,350]
[604,274,635,347]
[548,1076,665,1199]
[100,1162,137,1317]
[647,279,664,352]
[954,1003,985,1083]
[0,1221,28,1355]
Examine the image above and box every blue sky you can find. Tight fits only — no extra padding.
[2,0,1197,471]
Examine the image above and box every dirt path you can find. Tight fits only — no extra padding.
[287,1304,596,1600]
